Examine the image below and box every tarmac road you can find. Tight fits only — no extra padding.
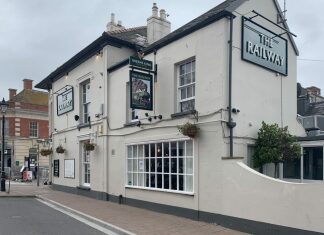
[0,198,107,235]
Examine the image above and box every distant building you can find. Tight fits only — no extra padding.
[0,79,49,173]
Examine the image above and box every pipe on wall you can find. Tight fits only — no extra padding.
[227,14,236,158]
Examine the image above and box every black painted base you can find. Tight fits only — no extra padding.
[51,184,322,235]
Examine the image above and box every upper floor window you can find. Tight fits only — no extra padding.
[29,121,38,137]
[178,60,195,112]
[81,80,91,123]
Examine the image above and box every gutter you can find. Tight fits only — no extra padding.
[226,14,236,158]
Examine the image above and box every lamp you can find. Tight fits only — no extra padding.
[1,98,8,192]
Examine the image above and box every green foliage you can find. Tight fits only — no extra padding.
[40,148,53,156]
[177,122,199,138]
[253,122,301,168]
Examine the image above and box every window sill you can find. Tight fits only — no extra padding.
[124,121,140,127]
[76,185,91,191]
[171,110,197,119]
[125,185,194,196]
[77,123,91,130]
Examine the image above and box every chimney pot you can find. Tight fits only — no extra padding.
[23,79,33,90]
[152,3,158,17]
[117,20,122,26]
[160,9,166,20]
[111,13,115,24]
[9,88,17,100]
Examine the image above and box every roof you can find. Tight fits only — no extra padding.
[35,27,147,90]
[109,0,298,73]
[10,89,48,106]
[304,102,324,116]
[298,135,324,142]
[108,26,148,47]
[108,0,240,72]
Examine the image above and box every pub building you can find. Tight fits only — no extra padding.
[36,0,324,234]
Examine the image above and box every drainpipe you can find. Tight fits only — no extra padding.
[226,14,236,158]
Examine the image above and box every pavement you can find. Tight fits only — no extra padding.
[0,181,248,235]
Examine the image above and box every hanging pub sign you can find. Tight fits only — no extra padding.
[130,71,153,110]
[57,87,74,116]
[242,17,288,76]
[129,56,153,71]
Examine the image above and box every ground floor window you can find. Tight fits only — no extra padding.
[81,143,90,187]
[126,139,194,193]
[283,146,323,181]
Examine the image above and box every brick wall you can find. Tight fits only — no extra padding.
[19,118,48,138]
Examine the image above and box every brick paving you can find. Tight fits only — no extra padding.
[0,181,248,235]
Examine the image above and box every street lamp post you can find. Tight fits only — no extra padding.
[1,98,8,192]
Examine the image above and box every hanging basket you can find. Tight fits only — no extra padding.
[84,141,95,151]
[40,148,53,156]
[56,145,66,154]
[178,122,199,138]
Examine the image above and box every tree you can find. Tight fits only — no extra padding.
[253,122,301,178]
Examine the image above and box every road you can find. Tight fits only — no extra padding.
[0,198,108,235]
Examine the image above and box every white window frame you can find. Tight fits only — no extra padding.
[81,80,91,124]
[177,59,196,113]
[126,138,194,195]
[81,141,91,187]
[29,121,38,138]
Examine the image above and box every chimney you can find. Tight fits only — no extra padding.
[147,3,171,44]
[106,13,125,32]
[8,89,17,100]
[23,79,33,90]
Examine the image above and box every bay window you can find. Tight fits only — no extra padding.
[127,139,194,194]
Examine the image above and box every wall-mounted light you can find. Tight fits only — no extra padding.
[65,72,69,80]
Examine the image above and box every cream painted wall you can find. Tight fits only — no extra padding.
[231,0,305,143]
[50,44,134,191]
[104,0,309,230]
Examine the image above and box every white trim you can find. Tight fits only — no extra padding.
[126,137,190,146]
[126,139,194,194]
[125,185,194,196]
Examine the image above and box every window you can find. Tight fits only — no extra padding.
[29,121,38,137]
[283,146,323,181]
[178,60,195,112]
[81,80,91,123]
[303,147,323,180]
[127,140,194,193]
[81,142,91,187]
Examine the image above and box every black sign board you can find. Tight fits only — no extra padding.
[57,87,74,116]
[130,71,153,110]
[129,56,153,71]
[53,159,59,177]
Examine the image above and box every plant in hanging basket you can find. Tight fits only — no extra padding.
[40,148,53,156]
[177,122,199,138]
[56,145,65,154]
[84,141,95,151]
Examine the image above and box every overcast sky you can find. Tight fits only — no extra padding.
[0,0,323,100]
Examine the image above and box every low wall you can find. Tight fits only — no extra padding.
[220,161,324,233]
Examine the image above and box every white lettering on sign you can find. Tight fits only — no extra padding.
[246,38,285,67]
